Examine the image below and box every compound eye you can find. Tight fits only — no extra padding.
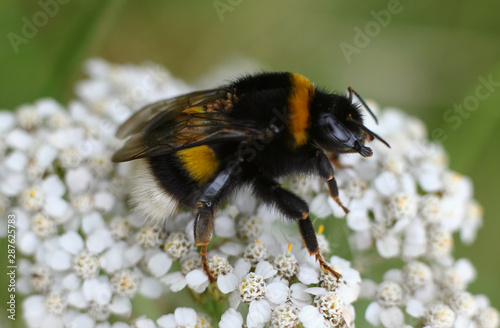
[324,116,351,144]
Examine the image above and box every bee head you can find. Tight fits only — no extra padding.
[311,87,390,157]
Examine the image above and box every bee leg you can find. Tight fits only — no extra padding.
[253,177,341,280]
[298,217,342,281]
[194,164,239,284]
[194,201,216,284]
[316,151,350,214]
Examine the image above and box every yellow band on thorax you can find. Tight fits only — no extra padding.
[288,73,314,147]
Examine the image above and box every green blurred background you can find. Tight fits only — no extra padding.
[1,0,499,325]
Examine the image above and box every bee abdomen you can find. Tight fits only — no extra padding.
[128,159,179,224]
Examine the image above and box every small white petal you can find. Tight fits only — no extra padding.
[455,258,476,284]
[346,208,370,231]
[109,296,132,316]
[359,279,378,299]
[310,193,331,218]
[37,97,63,115]
[5,151,28,172]
[161,272,187,292]
[297,265,319,284]
[454,315,472,328]
[365,301,382,326]
[214,215,236,238]
[1,173,26,196]
[383,269,403,282]
[376,234,400,258]
[417,164,442,192]
[68,313,95,328]
[94,191,115,212]
[380,306,404,328]
[233,258,251,279]
[48,128,81,149]
[290,283,311,307]
[83,278,99,299]
[234,189,257,215]
[374,171,399,196]
[36,144,58,168]
[100,244,125,273]
[68,290,89,309]
[44,196,70,219]
[219,308,243,328]
[81,211,106,235]
[337,282,358,304]
[93,283,112,305]
[174,307,197,327]
[65,167,93,193]
[299,305,329,328]
[247,299,271,327]
[148,252,173,277]
[219,242,244,256]
[47,250,72,271]
[124,244,145,266]
[42,175,66,197]
[406,298,425,317]
[62,273,81,290]
[59,231,84,255]
[96,323,112,328]
[266,281,289,304]
[474,294,490,309]
[255,261,277,279]
[186,269,209,292]
[84,58,111,79]
[0,111,15,133]
[229,290,241,309]
[6,129,33,150]
[140,277,163,299]
[157,314,176,328]
[86,228,113,253]
[41,314,64,328]
[19,231,40,254]
[342,305,356,328]
[23,295,47,327]
[300,249,320,268]
[218,273,239,294]
[134,318,156,328]
[304,286,327,296]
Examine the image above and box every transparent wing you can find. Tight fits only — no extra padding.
[112,89,268,162]
[115,88,227,139]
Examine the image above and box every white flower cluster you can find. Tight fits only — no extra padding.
[321,105,498,327]
[0,58,497,328]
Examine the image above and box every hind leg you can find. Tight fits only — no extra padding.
[194,165,239,283]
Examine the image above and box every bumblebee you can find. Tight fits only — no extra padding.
[112,72,390,282]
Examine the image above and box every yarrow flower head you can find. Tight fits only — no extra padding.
[3,58,496,328]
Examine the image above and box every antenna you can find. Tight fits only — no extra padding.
[348,86,378,124]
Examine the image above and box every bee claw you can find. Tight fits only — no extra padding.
[204,268,216,284]
[200,245,217,284]
[316,254,342,281]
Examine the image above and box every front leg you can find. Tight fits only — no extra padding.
[253,177,341,280]
[315,150,350,214]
